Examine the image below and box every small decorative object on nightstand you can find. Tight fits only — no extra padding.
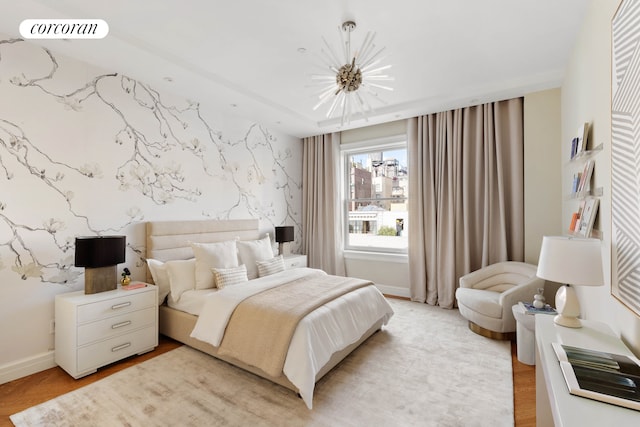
[121,267,131,286]
[533,288,546,309]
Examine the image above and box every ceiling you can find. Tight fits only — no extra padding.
[0,0,590,138]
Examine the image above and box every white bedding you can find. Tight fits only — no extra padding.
[166,289,216,315]
[189,268,394,409]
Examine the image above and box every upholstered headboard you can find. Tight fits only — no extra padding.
[145,219,260,283]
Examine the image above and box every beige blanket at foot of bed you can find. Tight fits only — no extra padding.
[217,273,372,377]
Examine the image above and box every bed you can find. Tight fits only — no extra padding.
[144,219,394,408]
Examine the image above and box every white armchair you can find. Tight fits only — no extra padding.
[455,261,545,339]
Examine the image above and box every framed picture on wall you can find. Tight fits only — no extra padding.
[611,0,640,317]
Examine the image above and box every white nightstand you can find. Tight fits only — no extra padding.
[55,284,158,379]
[283,254,308,269]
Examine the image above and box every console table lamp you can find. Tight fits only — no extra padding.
[536,236,603,328]
[275,226,294,256]
[75,236,126,294]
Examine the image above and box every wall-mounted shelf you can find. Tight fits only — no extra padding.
[568,143,603,164]
[565,128,602,238]
[568,228,603,240]
[566,187,603,200]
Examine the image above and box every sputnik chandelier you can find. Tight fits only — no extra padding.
[311,20,393,126]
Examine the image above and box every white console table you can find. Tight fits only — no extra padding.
[535,315,640,426]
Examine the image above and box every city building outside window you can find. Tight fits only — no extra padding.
[343,140,407,253]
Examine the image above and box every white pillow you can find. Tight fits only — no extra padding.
[212,264,248,289]
[237,234,274,280]
[191,240,239,289]
[146,258,170,305]
[256,255,286,278]
[165,258,196,301]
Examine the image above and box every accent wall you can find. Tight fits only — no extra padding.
[0,37,302,379]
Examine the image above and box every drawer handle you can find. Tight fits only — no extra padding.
[111,342,131,352]
[111,301,132,310]
[111,320,132,329]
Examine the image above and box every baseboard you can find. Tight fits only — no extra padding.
[0,351,56,385]
[375,284,410,299]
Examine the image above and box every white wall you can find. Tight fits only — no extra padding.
[561,0,640,355]
[0,37,302,382]
[523,89,563,263]
[524,89,564,303]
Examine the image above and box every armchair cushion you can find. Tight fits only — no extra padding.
[456,288,503,318]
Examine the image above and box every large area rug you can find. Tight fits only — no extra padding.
[11,299,513,426]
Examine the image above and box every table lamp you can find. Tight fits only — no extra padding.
[275,226,294,256]
[536,236,603,328]
[75,235,126,294]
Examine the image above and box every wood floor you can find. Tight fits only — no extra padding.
[0,335,536,427]
[512,340,537,426]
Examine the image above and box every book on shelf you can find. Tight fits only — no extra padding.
[577,160,595,194]
[571,122,590,159]
[519,301,557,315]
[569,212,580,233]
[573,218,582,234]
[552,343,640,411]
[578,197,599,237]
[569,200,586,233]
[571,172,581,194]
[578,122,590,152]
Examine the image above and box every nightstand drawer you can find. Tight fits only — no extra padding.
[77,291,155,324]
[77,326,156,373]
[284,255,307,269]
[77,307,156,346]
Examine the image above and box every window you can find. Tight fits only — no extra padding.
[343,139,408,253]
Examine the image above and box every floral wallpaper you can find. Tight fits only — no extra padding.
[0,37,302,365]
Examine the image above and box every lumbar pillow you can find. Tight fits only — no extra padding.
[191,240,239,289]
[236,234,274,280]
[165,258,196,302]
[146,258,171,305]
[212,264,249,289]
[256,255,286,278]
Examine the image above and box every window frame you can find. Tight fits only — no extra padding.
[341,135,408,255]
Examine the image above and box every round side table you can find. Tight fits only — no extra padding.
[512,304,536,365]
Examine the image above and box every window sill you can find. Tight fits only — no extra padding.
[343,250,408,264]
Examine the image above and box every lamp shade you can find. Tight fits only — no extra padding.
[275,226,294,243]
[74,236,126,268]
[536,236,603,286]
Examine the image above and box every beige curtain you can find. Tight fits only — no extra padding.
[301,133,346,276]
[408,98,524,308]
